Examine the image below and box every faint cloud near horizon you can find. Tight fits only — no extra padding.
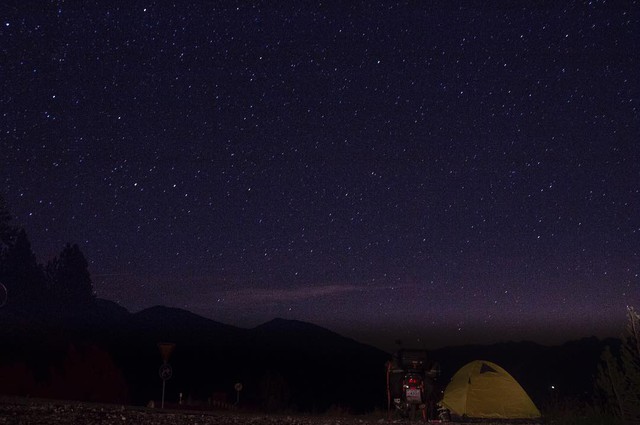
[95,271,423,315]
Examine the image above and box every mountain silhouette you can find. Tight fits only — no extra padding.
[82,304,389,410]
[123,305,246,347]
[0,298,620,414]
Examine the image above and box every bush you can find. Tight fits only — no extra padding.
[543,400,621,425]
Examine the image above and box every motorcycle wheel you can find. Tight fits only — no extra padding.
[409,404,417,421]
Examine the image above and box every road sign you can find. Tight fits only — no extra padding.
[159,363,173,381]
[157,342,175,363]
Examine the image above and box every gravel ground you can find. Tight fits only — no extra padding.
[0,397,541,425]
[0,398,398,425]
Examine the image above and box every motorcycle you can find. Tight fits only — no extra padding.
[397,370,426,419]
[387,349,438,421]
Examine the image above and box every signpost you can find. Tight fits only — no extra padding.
[234,382,243,405]
[157,343,175,409]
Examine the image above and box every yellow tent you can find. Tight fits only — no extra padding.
[441,360,541,420]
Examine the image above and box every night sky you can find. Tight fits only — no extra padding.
[2,1,638,351]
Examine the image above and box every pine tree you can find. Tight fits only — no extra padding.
[0,193,17,249]
[0,193,16,307]
[0,228,46,309]
[47,243,95,310]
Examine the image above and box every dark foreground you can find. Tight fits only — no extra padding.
[0,397,543,425]
[0,397,379,425]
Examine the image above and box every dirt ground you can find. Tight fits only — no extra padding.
[0,397,397,425]
[0,397,541,425]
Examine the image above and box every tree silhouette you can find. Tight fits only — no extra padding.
[48,344,129,403]
[0,193,17,249]
[259,369,292,412]
[597,306,640,424]
[47,243,95,310]
[0,228,46,310]
[0,193,17,308]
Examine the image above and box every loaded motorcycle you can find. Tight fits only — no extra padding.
[386,349,440,420]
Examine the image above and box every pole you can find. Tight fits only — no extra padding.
[234,383,243,406]
[161,378,166,409]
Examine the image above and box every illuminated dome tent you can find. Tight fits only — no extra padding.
[440,360,541,420]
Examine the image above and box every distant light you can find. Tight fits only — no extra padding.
[550,385,555,390]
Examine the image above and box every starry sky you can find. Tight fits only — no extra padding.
[1,1,638,351]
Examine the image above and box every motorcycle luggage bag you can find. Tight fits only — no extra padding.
[397,349,428,370]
